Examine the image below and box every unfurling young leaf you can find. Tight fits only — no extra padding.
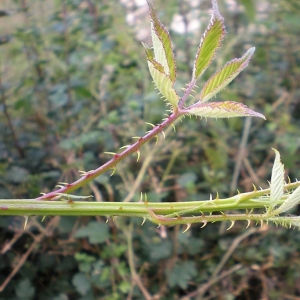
[147,0,176,82]
[269,148,285,208]
[199,47,256,103]
[183,101,266,119]
[273,185,300,215]
[192,0,226,80]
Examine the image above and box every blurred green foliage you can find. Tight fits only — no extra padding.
[0,0,300,299]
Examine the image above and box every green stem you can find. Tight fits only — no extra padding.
[1,181,299,218]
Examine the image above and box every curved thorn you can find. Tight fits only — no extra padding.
[110,167,116,176]
[106,218,109,223]
[40,193,46,196]
[104,152,116,156]
[119,145,131,150]
[23,216,29,230]
[145,122,155,128]
[215,192,220,200]
[58,182,69,185]
[209,194,213,200]
[154,135,159,145]
[183,223,191,233]
[136,150,141,162]
[249,209,254,214]
[161,131,166,139]
[144,193,148,204]
[141,218,146,226]
[41,216,46,222]
[200,220,207,228]
[170,124,176,132]
[227,221,235,230]
[139,192,143,203]
[132,136,141,140]
[237,189,241,194]
[55,185,64,189]
[260,219,264,227]
[246,219,251,229]
[287,176,291,184]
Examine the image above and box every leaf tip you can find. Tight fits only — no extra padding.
[212,0,223,20]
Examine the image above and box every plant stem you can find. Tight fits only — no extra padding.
[2,181,299,219]
[36,73,201,201]
[36,111,183,200]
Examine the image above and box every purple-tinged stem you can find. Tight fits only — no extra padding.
[36,111,183,200]
[178,78,197,109]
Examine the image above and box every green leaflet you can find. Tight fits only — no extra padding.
[269,148,285,208]
[184,101,266,119]
[192,0,225,80]
[147,60,179,108]
[200,47,255,103]
[147,0,176,82]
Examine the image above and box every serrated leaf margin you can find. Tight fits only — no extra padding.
[192,0,226,80]
[147,60,179,109]
[199,47,255,103]
[147,0,176,82]
[183,101,266,119]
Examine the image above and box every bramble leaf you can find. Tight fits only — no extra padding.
[184,101,266,119]
[269,148,285,208]
[199,47,255,102]
[147,0,176,82]
[192,0,225,80]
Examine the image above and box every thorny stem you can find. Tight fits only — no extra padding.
[36,111,183,200]
[1,182,300,221]
[36,77,198,201]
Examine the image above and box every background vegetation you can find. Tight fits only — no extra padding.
[0,0,300,299]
